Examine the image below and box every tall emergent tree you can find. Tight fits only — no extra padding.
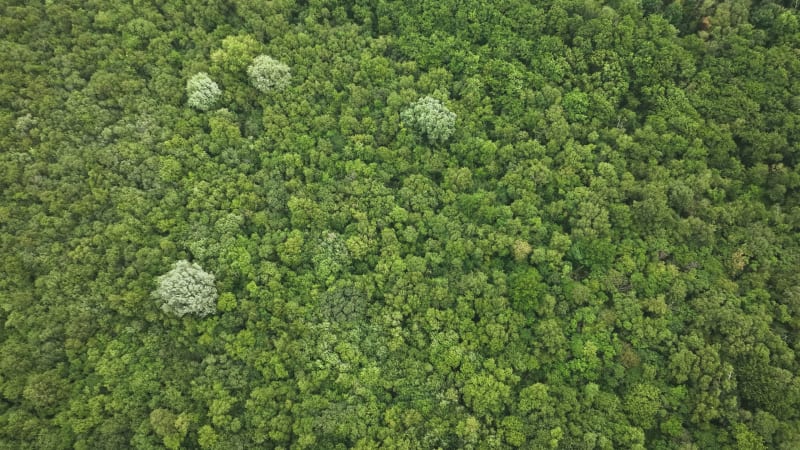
[401,96,456,143]
[186,72,221,111]
[247,55,291,93]
[153,260,218,317]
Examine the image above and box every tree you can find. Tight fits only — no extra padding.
[462,371,511,418]
[149,409,190,450]
[153,260,218,317]
[186,73,221,111]
[247,55,291,93]
[212,35,263,74]
[562,89,589,123]
[624,384,662,430]
[401,96,456,143]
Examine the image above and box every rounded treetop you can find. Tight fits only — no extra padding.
[401,96,456,143]
[186,72,221,111]
[153,260,218,318]
[247,55,291,93]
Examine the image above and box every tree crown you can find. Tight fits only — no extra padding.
[153,260,218,318]
[186,72,221,111]
[401,96,456,143]
[247,55,291,93]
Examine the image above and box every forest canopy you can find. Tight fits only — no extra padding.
[2,0,800,449]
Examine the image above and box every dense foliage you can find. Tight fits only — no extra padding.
[2,0,800,448]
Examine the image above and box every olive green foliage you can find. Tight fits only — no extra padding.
[247,55,291,93]
[211,35,262,73]
[186,72,221,111]
[401,95,456,143]
[3,0,800,448]
[153,260,218,317]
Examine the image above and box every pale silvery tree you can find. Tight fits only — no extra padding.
[247,55,291,93]
[401,96,456,143]
[153,260,218,317]
[186,72,221,111]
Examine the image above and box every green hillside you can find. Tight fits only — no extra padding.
[2,0,800,448]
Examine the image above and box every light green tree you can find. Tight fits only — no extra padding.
[401,96,456,143]
[186,72,221,111]
[153,260,218,317]
[211,34,262,73]
[247,55,291,93]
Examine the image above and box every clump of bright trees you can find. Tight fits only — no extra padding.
[188,54,291,110]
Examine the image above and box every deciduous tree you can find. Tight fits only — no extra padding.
[153,260,218,317]
[401,96,456,143]
[186,73,221,111]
